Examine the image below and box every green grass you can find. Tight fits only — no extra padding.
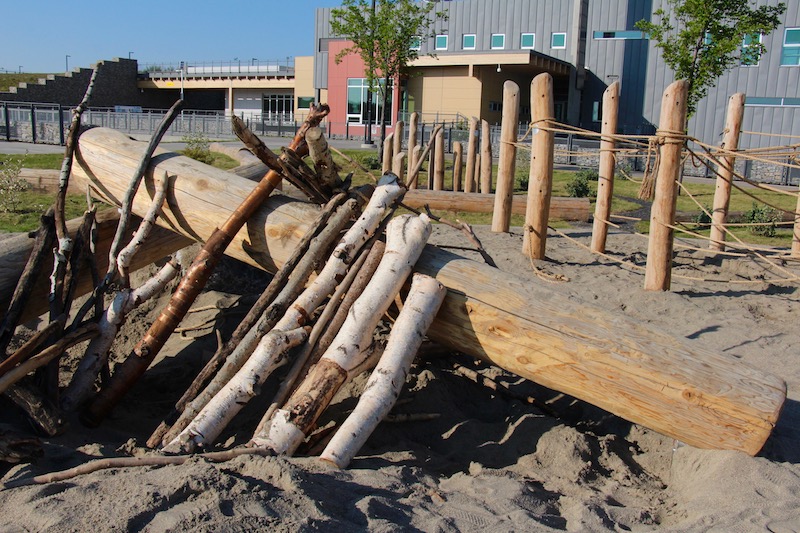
[0,73,51,92]
[0,192,88,233]
[0,153,63,169]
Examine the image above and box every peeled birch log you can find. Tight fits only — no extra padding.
[162,175,405,453]
[403,190,590,221]
[69,128,786,455]
[253,214,432,455]
[320,273,446,468]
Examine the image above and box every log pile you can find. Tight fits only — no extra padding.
[0,90,788,485]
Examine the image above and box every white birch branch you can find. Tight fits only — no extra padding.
[319,273,446,468]
[161,175,404,453]
[253,213,432,455]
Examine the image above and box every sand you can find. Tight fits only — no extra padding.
[0,223,799,532]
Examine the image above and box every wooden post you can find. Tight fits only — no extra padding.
[590,81,620,253]
[392,151,406,184]
[480,119,492,194]
[427,132,436,189]
[393,120,404,157]
[523,74,555,259]
[709,93,745,251]
[644,80,689,291]
[382,132,394,174]
[452,142,463,193]
[408,112,419,176]
[465,117,479,193]
[434,127,445,191]
[793,183,800,258]
[409,145,422,190]
[492,81,520,233]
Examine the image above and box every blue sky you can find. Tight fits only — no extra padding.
[1,0,334,73]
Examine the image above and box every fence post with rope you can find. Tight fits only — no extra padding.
[645,80,689,291]
[465,116,479,193]
[480,119,492,194]
[492,80,520,233]
[591,81,620,254]
[710,93,745,251]
[523,73,555,259]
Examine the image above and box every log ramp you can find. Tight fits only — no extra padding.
[62,127,784,455]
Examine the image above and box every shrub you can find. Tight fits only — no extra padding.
[360,154,381,170]
[744,203,782,237]
[515,174,529,191]
[694,204,713,225]
[181,132,214,165]
[576,168,599,182]
[0,156,29,213]
[566,172,592,198]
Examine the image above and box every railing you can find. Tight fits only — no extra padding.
[140,58,295,78]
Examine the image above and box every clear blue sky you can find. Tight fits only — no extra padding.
[1,0,334,73]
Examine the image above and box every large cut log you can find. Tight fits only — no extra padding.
[65,128,785,455]
[403,189,590,222]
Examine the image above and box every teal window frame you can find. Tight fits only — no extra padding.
[410,36,421,51]
[521,33,535,49]
[551,32,567,49]
[462,33,476,50]
[781,28,800,66]
[491,34,505,50]
[741,33,762,66]
[592,30,645,40]
[435,34,448,51]
[297,96,314,109]
[346,78,393,124]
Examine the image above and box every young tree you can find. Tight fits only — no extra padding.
[330,0,446,151]
[636,0,786,116]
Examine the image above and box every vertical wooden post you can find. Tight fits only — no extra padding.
[393,120,404,157]
[480,119,492,194]
[590,81,620,253]
[452,141,463,193]
[409,145,422,189]
[465,117,479,192]
[408,112,419,175]
[792,183,800,258]
[382,132,394,174]
[427,133,436,189]
[709,93,745,251]
[523,73,555,258]
[644,80,689,291]
[434,127,445,190]
[492,81,520,233]
[392,151,406,184]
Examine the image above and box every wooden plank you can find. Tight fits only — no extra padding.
[403,189,590,221]
[65,127,785,455]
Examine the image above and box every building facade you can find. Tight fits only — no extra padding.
[314,0,800,149]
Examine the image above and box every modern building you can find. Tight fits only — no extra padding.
[313,0,800,149]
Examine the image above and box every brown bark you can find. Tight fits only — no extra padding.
[82,105,331,426]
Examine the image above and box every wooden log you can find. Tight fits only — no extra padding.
[382,132,394,174]
[465,117,479,193]
[393,120,404,157]
[645,81,688,291]
[492,80,520,233]
[794,183,800,258]
[524,73,555,259]
[434,127,445,191]
[68,128,786,455]
[452,141,463,193]
[480,119,492,194]
[409,146,422,190]
[392,151,406,184]
[408,113,419,176]
[403,189,589,221]
[427,133,436,189]
[591,81,620,254]
[709,93,745,251]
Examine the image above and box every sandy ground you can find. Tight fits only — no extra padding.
[0,221,799,532]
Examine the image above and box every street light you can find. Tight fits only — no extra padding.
[66,55,70,73]
[128,51,133,59]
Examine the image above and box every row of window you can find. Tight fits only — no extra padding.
[414,32,567,52]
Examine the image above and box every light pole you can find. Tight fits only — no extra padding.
[177,61,185,102]
[128,52,133,59]
[65,55,70,73]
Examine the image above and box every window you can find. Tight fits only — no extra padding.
[745,96,800,106]
[346,78,393,124]
[262,93,293,119]
[410,36,421,51]
[551,32,567,49]
[781,28,800,66]
[592,30,645,40]
[488,101,502,112]
[521,33,535,49]
[491,34,505,49]
[435,34,448,50]
[462,34,476,50]
[297,96,314,109]
[741,33,762,66]
[592,101,601,122]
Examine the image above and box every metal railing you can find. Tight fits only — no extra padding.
[140,58,295,78]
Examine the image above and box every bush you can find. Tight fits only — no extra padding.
[566,172,592,198]
[0,156,30,213]
[744,203,782,237]
[359,153,381,170]
[515,174,529,191]
[181,132,214,165]
[694,204,713,225]
[576,168,599,182]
